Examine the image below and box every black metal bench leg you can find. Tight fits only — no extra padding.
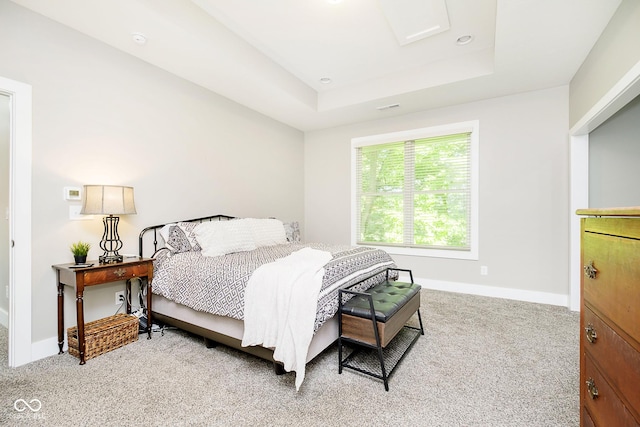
[376,345,389,391]
[368,298,390,391]
[417,309,425,335]
[338,297,344,374]
[338,337,343,374]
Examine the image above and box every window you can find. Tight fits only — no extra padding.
[351,121,478,259]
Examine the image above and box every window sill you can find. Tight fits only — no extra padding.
[356,244,478,260]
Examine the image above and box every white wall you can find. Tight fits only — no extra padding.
[305,86,570,302]
[0,1,304,345]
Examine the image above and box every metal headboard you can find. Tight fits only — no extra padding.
[138,214,235,258]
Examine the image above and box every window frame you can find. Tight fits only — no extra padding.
[351,120,479,260]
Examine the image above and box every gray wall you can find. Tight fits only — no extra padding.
[305,86,570,298]
[0,0,304,343]
[589,95,640,207]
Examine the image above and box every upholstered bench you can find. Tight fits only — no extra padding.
[338,268,424,391]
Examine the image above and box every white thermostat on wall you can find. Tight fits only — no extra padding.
[64,186,82,201]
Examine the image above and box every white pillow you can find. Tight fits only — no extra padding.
[194,220,257,257]
[244,218,288,247]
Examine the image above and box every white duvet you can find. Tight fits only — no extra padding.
[241,247,332,391]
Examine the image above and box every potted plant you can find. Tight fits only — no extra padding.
[70,241,91,264]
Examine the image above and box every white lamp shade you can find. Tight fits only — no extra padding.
[80,185,137,215]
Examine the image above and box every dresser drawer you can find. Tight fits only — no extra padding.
[583,308,640,419]
[582,232,640,345]
[82,264,149,286]
[583,355,640,427]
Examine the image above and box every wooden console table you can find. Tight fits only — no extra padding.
[52,257,154,364]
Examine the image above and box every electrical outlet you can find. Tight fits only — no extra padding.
[480,266,488,276]
[115,291,125,305]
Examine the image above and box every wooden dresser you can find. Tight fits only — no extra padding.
[577,208,640,427]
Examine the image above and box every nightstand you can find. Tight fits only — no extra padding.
[52,257,154,364]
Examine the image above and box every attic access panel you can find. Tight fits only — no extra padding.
[378,0,450,46]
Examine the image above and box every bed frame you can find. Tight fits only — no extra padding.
[138,214,338,374]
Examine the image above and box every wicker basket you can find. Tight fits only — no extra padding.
[67,313,138,360]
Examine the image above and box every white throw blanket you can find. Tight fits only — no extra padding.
[241,247,332,390]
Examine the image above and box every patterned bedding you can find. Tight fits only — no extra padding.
[152,243,396,331]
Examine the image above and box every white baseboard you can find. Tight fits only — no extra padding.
[31,336,67,363]
[3,308,62,364]
[0,307,7,328]
[413,276,570,308]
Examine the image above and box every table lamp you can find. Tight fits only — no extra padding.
[80,185,137,263]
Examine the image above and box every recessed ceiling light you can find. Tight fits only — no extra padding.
[319,77,332,84]
[326,0,343,4]
[131,32,147,45]
[456,35,473,45]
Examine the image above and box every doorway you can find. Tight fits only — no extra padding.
[0,75,32,367]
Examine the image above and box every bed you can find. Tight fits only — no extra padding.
[138,215,397,388]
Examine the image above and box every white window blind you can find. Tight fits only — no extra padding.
[355,131,472,251]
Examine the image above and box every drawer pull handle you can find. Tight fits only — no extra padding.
[585,324,597,343]
[113,268,127,277]
[583,261,598,279]
[586,378,599,400]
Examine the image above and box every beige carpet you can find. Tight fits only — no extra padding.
[0,289,579,426]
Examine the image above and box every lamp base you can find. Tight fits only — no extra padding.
[99,254,123,264]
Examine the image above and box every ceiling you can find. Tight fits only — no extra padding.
[10,0,622,131]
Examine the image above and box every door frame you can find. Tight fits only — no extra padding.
[0,75,32,367]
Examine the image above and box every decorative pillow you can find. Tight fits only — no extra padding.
[283,221,301,243]
[194,220,257,257]
[160,222,201,254]
[159,223,175,243]
[245,218,288,247]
